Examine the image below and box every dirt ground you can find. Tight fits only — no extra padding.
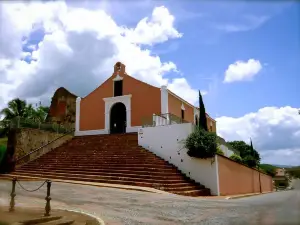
[0,207,100,225]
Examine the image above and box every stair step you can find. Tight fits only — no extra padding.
[14,170,189,182]
[14,133,211,197]
[15,168,186,180]
[11,172,201,191]
[17,167,181,175]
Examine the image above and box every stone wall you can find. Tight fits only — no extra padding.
[14,128,73,160]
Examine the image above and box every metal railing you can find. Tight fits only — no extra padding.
[16,129,74,166]
[9,177,52,216]
[8,117,74,134]
[142,113,189,127]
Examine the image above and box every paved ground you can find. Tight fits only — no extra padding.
[0,180,299,225]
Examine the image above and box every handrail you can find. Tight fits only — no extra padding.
[142,113,189,127]
[16,129,74,165]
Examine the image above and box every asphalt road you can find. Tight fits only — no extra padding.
[0,181,299,225]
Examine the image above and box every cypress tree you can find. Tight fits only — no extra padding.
[198,90,208,131]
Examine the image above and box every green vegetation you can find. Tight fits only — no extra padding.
[216,146,224,155]
[286,166,300,178]
[0,137,7,147]
[184,90,217,159]
[230,154,243,163]
[198,91,208,131]
[184,126,218,158]
[227,140,260,168]
[0,145,6,164]
[260,164,277,177]
[0,98,70,134]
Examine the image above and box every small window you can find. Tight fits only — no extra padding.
[195,115,198,125]
[114,80,123,97]
[181,109,184,120]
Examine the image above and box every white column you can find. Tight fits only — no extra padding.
[104,101,111,132]
[75,97,81,132]
[126,97,131,129]
[160,85,169,115]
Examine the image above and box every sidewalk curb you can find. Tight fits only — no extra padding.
[225,191,274,200]
[57,208,105,225]
[0,174,168,195]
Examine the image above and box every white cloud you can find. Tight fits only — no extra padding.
[215,15,270,33]
[216,106,300,166]
[0,2,198,108]
[224,59,262,83]
[122,6,183,46]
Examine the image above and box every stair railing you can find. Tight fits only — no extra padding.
[15,129,75,167]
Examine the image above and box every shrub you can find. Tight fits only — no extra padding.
[216,146,224,155]
[242,155,258,168]
[0,145,7,164]
[184,127,217,159]
[230,154,243,163]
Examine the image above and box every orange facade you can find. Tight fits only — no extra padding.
[79,63,161,131]
[168,92,217,132]
[78,62,217,133]
[217,155,273,195]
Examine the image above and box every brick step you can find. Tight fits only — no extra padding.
[27,156,168,161]
[18,166,181,175]
[12,170,193,185]
[43,148,149,152]
[36,152,162,158]
[33,159,169,164]
[11,172,201,192]
[172,189,211,197]
[46,152,155,157]
[21,165,177,173]
[21,162,178,169]
[15,168,192,182]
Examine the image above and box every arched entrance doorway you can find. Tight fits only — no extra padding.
[110,102,127,134]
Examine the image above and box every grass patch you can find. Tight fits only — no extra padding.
[0,137,7,147]
[0,222,9,225]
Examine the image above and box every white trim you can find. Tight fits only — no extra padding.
[103,95,132,134]
[181,103,185,110]
[160,85,168,114]
[215,155,220,196]
[75,97,81,132]
[74,126,141,136]
[113,73,123,81]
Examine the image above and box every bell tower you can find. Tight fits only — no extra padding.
[114,62,126,76]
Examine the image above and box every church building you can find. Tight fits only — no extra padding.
[75,62,216,136]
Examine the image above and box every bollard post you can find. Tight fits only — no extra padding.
[44,180,52,217]
[9,177,17,212]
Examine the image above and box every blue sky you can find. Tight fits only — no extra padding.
[150,1,300,118]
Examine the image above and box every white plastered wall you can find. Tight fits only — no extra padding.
[138,123,220,196]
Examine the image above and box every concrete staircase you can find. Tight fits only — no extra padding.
[10,133,210,196]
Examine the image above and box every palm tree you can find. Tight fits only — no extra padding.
[0,98,28,120]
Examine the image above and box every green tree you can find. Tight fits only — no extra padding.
[0,98,28,120]
[227,140,260,167]
[198,90,208,131]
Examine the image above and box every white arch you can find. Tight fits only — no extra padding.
[103,95,132,133]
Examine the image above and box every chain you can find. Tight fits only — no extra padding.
[16,180,47,192]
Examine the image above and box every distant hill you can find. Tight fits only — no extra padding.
[271,164,294,168]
